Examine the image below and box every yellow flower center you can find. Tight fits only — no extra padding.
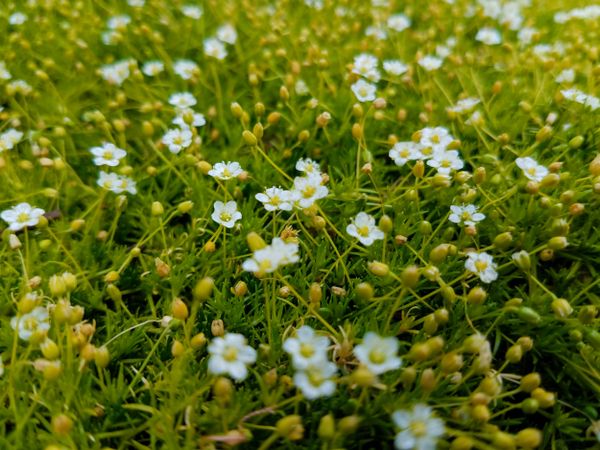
[103,151,114,160]
[220,212,232,222]
[223,346,238,362]
[369,349,386,364]
[307,369,325,386]
[410,420,427,437]
[527,167,537,176]
[17,212,30,223]
[270,195,281,205]
[300,343,315,358]
[357,225,370,237]
[303,186,316,198]
[223,168,231,177]
[431,134,440,144]
[475,260,488,272]
[461,211,472,220]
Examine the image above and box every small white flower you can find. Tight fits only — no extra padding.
[351,79,377,102]
[419,127,453,152]
[255,187,294,211]
[208,333,257,381]
[127,0,145,6]
[555,69,575,84]
[353,53,381,82]
[99,60,131,86]
[168,92,197,109]
[291,173,328,209]
[172,110,206,128]
[417,55,443,71]
[10,307,50,341]
[242,238,299,274]
[173,59,199,80]
[208,161,243,180]
[0,61,11,80]
[447,97,480,114]
[7,80,33,96]
[2,203,45,231]
[392,404,445,450]
[295,158,321,175]
[216,23,237,44]
[516,157,548,182]
[346,212,385,246]
[9,12,27,25]
[389,142,422,166]
[107,15,131,30]
[427,149,464,174]
[383,60,409,76]
[211,201,242,228]
[283,326,331,369]
[475,27,502,45]
[448,205,485,227]
[162,128,193,154]
[142,60,164,76]
[354,332,402,375]
[388,13,411,32]
[97,171,137,195]
[181,5,203,19]
[365,25,387,40]
[90,142,127,167]
[465,252,498,284]
[293,362,337,400]
[295,79,309,96]
[0,128,23,152]
[204,38,227,60]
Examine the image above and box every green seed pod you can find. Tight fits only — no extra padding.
[521,398,539,414]
[568,135,584,149]
[318,414,336,440]
[242,130,258,146]
[368,261,389,277]
[401,265,420,288]
[378,215,393,233]
[355,282,374,301]
[517,306,541,324]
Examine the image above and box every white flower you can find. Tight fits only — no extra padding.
[101,30,120,45]
[518,27,537,45]
[7,80,33,96]
[90,142,127,167]
[211,201,242,228]
[419,127,453,151]
[208,161,243,180]
[351,79,377,102]
[242,238,299,274]
[217,24,237,44]
[555,69,575,84]
[388,14,411,32]
[162,128,193,154]
[475,27,502,45]
[0,128,23,152]
[9,12,27,25]
[1,203,45,232]
[383,60,409,76]
[142,61,164,77]
[97,171,137,195]
[293,362,337,400]
[10,307,50,341]
[392,404,445,450]
[346,212,385,246]
[447,97,480,114]
[0,61,11,80]
[427,149,464,174]
[352,53,381,82]
[417,55,443,71]
[181,5,203,19]
[256,187,294,211]
[295,79,309,96]
[99,61,131,86]
[516,157,548,182]
[465,252,498,284]
[172,110,206,128]
[365,25,387,40]
[354,332,402,375]
[295,158,321,175]
[291,173,328,208]
[204,38,227,60]
[173,59,199,80]
[169,92,197,109]
[107,15,131,30]
[389,142,422,166]
[127,0,145,6]
[449,205,485,227]
[283,326,331,369]
[208,333,257,381]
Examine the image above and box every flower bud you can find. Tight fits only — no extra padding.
[441,352,463,373]
[242,130,257,146]
[451,436,474,450]
[412,160,425,178]
[309,283,322,306]
[401,265,420,288]
[171,340,185,358]
[51,414,73,436]
[49,275,67,297]
[506,344,523,363]
[41,339,60,360]
[467,287,487,305]
[420,368,436,391]
[368,261,389,277]
[213,376,233,404]
[472,404,490,422]
[520,373,541,392]
[355,282,374,301]
[551,298,572,318]
[171,298,189,321]
[338,415,361,434]
[230,102,243,118]
[378,215,393,233]
[590,154,600,176]
[94,346,110,368]
[246,232,267,251]
[429,244,449,264]
[568,135,584,149]
[276,415,304,441]
[548,236,568,250]
[515,428,542,448]
[531,388,555,408]
[318,414,336,440]
[193,277,215,302]
[521,398,539,414]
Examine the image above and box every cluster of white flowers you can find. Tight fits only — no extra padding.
[389,127,464,177]
[242,237,299,274]
[560,89,600,111]
[473,0,529,30]
[101,14,131,45]
[475,27,502,46]
[162,91,205,153]
[1,202,46,232]
[0,128,23,153]
[204,24,237,60]
[90,142,135,194]
[554,5,600,24]
[99,60,131,86]
[97,171,137,195]
[207,333,257,381]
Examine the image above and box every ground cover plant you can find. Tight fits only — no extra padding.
[0,0,599,448]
